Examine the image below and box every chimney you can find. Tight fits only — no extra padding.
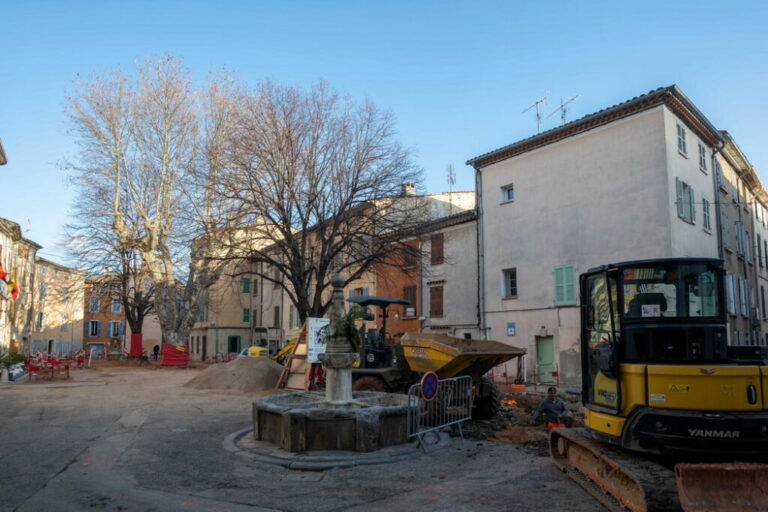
[401,182,416,196]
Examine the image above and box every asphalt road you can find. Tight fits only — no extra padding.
[0,365,602,512]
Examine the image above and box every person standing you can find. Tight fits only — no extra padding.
[152,344,160,361]
[530,386,569,428]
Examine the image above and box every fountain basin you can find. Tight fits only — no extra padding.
[253,391,414,452]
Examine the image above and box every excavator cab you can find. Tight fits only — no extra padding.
[552,258,768,512]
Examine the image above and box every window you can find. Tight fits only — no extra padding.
[107,321,123,337]
[272,306,281,328]
[762,286,766,320]
[721,211,731,248]
[740,278,749,316]
[243,308,251,323]
[272,267,280,289]
[39,282,47,301]
[87,320,101,337]
[554,265,576,305]
[764,240,767,268]
[89,296,100,313]
[675,178,695,223]
[501,184,514,203]
[715,158,725,189]
[289,305,301,329]
[61,286,69,302]
[698,143,707,171]
[60,314,68,332]
[111,297,121,313]
[403,245,418,267]
[677,124,687,154]
[430,234,444,265]
[735,221,747,257]
[503,268,517,298]
[429,286,443,317]
[35,312,44,330]
[242,278,251,294]
[726,274,736,315]
[759,235,763,269]
[403,285,417,316]
[702,198,711,232]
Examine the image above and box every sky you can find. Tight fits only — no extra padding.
[2,0,767,266]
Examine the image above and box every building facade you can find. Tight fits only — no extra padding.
[0,217,41,353]
[30,258,85,354]
[468,86,765,386]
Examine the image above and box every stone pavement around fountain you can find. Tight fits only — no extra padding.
[0,366,603,512]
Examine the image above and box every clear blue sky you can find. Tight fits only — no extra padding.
[2,0,767,265]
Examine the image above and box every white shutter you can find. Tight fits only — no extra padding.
[689,186,696,223]
[726,274,736,315]
[676,178,684,218]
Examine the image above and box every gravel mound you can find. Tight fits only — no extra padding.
[184,357,283,392]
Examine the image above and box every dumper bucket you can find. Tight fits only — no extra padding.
[675,463,768,512]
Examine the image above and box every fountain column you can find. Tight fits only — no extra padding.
[318,274,358,405]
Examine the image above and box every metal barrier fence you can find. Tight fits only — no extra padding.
[407,375,472,449]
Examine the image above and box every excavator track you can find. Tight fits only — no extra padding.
[549,428,680,512]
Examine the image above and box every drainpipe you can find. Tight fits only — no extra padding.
[473,164,487,340]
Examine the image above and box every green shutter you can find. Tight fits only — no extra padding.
[554,265,575,305]
[242,278,251,294]
[676,178,684,218]
[243,308,250,323]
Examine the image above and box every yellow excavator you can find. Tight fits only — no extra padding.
[550,258,768,512]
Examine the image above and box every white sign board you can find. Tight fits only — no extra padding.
[306,317,330,363]
[641,304,661,318]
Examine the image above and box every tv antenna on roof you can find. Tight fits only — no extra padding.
[547,95,580,125]
[522,95,548,134]
[447,164,456,192]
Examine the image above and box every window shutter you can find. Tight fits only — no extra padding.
[726,274,736,314]
[430,234,444,265]
[273,306,280,328]
[689,186,696,223]
[96,321,102,337]
[676,178,684,218]
[119,322,124,336]
[554,267,565,304]
[288,306,294,328]
[565,266,575,303]
[429,286,443,317]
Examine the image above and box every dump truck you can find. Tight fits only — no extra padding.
[549,257,768,512]
[347,295,525,419]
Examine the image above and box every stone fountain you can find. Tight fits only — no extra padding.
[252,275,413,453]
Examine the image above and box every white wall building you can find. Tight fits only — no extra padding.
[467,86,741,386]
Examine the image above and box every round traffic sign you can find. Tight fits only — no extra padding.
[420,371,439,401]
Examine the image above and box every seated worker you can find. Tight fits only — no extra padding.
[530,386,569,428]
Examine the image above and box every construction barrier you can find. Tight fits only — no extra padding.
[160,343,189,366]
[407,375,472,450]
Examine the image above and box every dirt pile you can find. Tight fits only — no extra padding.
[184,357,283,392]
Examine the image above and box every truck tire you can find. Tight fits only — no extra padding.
[352,376,389,392]
[472,378,501,419]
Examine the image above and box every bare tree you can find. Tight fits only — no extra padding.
[219,80,426,323]
[64,56,237,346]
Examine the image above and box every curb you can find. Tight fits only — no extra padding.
[223,427,451,470]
